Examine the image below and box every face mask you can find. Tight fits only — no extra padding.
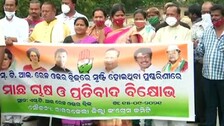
[148,16,160,26]
[134,20,145,28]
[213,18,224,28]
[61,4,70,14]
[4,11,15,19]
[94,20,105,27]
[202,13,212,25]
[165,16,177,27]
[113,18,125,26]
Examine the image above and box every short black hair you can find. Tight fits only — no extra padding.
[188,4,202,17]
[92,8,107,18]
[55,48,67,58]
[26,48,40,62]
[166,3,181,15]
[42,1,56,10]
[3,0,18,6]
[74,17,89,27]
[133,9,147,19]
[210,4,224,16]
[134,48,152,61]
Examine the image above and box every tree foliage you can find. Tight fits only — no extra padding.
[0,0,223,19]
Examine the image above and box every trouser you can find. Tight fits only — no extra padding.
[203,77,224,126]
[194,62,205,123]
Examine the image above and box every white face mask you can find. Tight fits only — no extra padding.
[61,4,70,14]
[4,11,15,19]
[165,16,177,26]
[201,13,212,25]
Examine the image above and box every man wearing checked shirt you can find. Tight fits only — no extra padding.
[196,4,224,126]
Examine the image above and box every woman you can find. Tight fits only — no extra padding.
[104,3,142,44]
[87,8,112,43]
[1,48,13,70]
[63,17,98,44]
[62,17,96,126]
[132,9,155,42]
[146,7,161,28]
[23,48,47,72]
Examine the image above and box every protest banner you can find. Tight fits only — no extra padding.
[0,42,194,122]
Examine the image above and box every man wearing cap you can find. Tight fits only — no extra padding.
[162,45,188,72]
[56,0,87,35]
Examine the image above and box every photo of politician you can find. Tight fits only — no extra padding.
[50,48,71,73]
[1,48,13,71]
[162,45,188,72]
[23,48,47,72]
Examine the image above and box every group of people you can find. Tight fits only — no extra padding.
[0,0,224,126]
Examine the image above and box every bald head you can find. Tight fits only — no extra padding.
[201,1,213,14]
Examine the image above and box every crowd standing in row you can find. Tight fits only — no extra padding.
[0,0,224,126]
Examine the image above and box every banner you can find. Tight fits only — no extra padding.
[0,43,194,121]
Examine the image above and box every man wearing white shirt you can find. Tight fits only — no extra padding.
[56,0,87,35]
[153,4,191,43]
[1,0,29,44]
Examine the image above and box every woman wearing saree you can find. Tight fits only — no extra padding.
[104,3,142,44]
[63,17,97,44]
[87,8,112,43]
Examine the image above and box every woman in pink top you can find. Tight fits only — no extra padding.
[87,8,112,43]
[63,17,98,44]
[104,3,142,44]
[23,48,47,72]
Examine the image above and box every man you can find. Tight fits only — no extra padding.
[56,0,87,34]
[155,2,190,32]
[104,48,120,73]
[162,45,188,72]
[188,3,213,125]
[188,4,201,24]
[153,4,191,43]
[50,48,71,73]
[0,0,29,44]
[196,4,224,126]
[29,1,70,43]
[180,10,192,27]
[26,0,43,35]
[152,4,190,126]
[134,47,157,72]
[201,1,213,25]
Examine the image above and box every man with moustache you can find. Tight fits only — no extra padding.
[134,47,157,73]
[0,0,29,44]
[25,0,43,35]
[29,1,70,43]
[57,0,87,34]
[196,4,224,126]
